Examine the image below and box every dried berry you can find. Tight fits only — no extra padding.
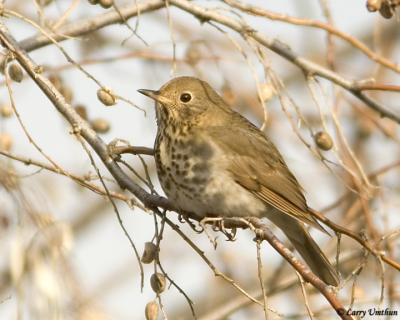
[8,63,23,83]
[366,0,382,11]
[150,273,166,294]
[3,169,19,189]
[49,74,63,91]
[91,118,110,134]
[314,131,333,151]
[222,84,236,106]
[185,42,202,66]
[379,1,394,18]
[0,214,10,229]
[39,0,54,6]
[0,106,13,118]
[145,301,159,320]
[74,104,88,120]
[97,88,116,106]
[260,83,276,102]
[99,0,113,8]
[0,133,12,151]
[59,85,73,104]
[141,242,158,264]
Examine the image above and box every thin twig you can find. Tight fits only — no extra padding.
[224,0,400,73]
[296,272,315,320]
[256,240,268,319]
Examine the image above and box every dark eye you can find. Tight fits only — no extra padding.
[180,93,192,103]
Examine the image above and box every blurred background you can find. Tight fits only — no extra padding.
[0,0,399,319]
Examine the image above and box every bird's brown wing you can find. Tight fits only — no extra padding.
[207,120,325,232]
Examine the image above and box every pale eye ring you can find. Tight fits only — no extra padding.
[180,92,192,103]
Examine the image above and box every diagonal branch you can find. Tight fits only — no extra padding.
[17,0,165,52]
[0,21,173,212]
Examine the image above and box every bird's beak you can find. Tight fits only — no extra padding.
[138,89,171,105]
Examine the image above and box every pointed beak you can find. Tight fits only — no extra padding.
[138,89,171,105]
[137,89,159,99]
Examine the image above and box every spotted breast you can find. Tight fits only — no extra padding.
[154,123,266,219]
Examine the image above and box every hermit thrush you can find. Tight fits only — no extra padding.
[138,76,339,286]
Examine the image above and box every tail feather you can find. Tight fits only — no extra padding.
[264,209,339,286]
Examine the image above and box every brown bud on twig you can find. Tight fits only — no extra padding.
[8,63,23,83]
[145,301,159,320]
[141,242,158,264]
[314,131,333,151]
[150,273,166,294]
[97,88,116,106]
[99,0,113,8]
[0,105,13,118]
[88,0,99,4]
[91,118,110,134]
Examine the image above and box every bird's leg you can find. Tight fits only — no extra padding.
[106,138,131,161]
[107,138,154,158]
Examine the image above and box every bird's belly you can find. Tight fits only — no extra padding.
[167,170,265,218]
[198,170,266,218]
[156,139,265,218]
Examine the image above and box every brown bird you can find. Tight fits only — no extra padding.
[138,76,339,286]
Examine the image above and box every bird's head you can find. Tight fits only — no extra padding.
[138,76,227,124]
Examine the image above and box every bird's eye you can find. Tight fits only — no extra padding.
[180,93,192,103]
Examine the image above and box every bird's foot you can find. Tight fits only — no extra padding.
[200,217,237,241]
[178,213,204,233]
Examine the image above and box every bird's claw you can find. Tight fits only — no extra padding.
[178,214,204,233]
[201,217,237,241]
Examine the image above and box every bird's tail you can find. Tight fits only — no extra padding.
[264,209,339,286]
